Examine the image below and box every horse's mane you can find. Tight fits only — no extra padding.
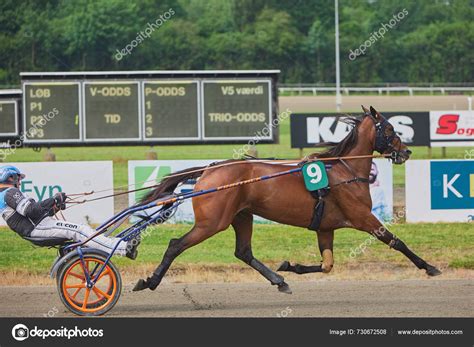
[314,117,362,158]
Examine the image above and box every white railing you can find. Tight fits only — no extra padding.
[279,86,474,96]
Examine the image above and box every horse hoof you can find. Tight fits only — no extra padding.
[133,279,148,292]
[278,282,292,294]
[426,265,442,277]
[277,261,290,272]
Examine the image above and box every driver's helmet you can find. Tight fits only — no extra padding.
[0,165,25,185]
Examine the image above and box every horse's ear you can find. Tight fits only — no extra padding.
[370,106,380,120]
[361,105,370,115]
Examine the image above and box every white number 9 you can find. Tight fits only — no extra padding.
[306,163,322,184]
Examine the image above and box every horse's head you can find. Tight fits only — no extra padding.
[361,105,411,164]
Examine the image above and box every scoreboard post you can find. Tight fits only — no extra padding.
[20,70,280,146]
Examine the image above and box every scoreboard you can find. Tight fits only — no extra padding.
[20,70,279,146]
[84,82,140,141]
[0,101,17,135]
[144,81,200,140]
[23,82,80,143]
[202,80,271,139]
[0,89,21,143]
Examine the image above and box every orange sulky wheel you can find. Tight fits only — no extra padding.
[57,253,122,316]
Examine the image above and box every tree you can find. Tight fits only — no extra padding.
[0,0,472,85]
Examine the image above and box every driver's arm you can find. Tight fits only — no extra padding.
[4,188,64,221]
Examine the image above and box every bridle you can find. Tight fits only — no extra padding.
[366,113,402,162]
[329,113,405,188]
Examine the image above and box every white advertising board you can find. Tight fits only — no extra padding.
[0,161,114,225]
[430,111,474,147]
[129,160,216,223]
[406,160,474,222]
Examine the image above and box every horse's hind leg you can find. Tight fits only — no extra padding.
[133,224,219,291]
[232,212,292,294]
[278,230,334,275]
[356,214,441,276]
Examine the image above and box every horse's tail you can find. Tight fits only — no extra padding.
[139,166,206,205]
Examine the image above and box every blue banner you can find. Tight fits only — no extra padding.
[430,161,474,210]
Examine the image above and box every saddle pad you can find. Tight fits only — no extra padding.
[302,161,329,191]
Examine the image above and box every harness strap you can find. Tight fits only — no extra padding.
[330,158,370,188]
[331,177,369,188]
[338,158,359,177]
[308,199,325,231]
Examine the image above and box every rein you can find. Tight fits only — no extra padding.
[65,153,391,207]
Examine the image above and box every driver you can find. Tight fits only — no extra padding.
[0,165,139,259]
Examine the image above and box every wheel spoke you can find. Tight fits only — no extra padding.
[70,287,82,300]
[82,288,91,309]
[68,272,85,280]
[65,283,86,289]
[92,286,111,300]
[95,269,110,282]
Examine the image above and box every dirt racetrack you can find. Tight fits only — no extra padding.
[279,95,472,112]
[0,279,472,317]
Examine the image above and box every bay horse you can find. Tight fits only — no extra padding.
[133,106,441,294]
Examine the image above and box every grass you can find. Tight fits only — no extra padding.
[0,222,472,276]
[5,112,470,188]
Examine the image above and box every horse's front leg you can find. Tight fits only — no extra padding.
[278,230,334,275]
[354,213,441,276]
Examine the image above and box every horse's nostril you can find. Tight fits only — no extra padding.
[406,149,412,155]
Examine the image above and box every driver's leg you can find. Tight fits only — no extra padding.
[30,217,127,256]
